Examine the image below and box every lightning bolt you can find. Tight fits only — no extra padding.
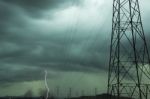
[44,70,49,99]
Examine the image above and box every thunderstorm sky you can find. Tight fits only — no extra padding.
[0,0,150,97]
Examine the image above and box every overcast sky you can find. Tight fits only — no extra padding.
[0,0,150,97]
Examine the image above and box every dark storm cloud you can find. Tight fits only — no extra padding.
[0,31,109,83]
[0,66,42,83]
[0,0,110,84]
[0,0,149,85]
[0,33,109,70]
[2,0,78,10]
[1,0,81,19]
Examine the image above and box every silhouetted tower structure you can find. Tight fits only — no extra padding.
[68,88,72,98]
[56,86,60,97]
[108,0,150,99]
[95,88,98,96]
[81,90,85,96]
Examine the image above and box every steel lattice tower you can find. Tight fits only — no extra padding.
[108,0,150,99]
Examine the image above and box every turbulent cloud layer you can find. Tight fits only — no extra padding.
[0,0,150,96]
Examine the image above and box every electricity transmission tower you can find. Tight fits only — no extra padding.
[108,0,150,99]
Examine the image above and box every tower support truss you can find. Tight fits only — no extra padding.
[108,0,150,99]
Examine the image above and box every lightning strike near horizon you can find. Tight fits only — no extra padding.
[44,70,49,99]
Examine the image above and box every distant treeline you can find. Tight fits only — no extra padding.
[0,94,133,99]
